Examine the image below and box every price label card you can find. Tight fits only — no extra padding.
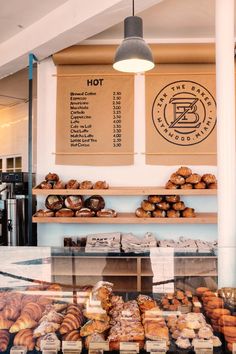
[10,346,27,354]
[194,339,213,354]
[178,305,191,314]
[41,338,61,351]
[89,342,109,351]
[120,342,139,353]
[233,342,236,354]
[62,341,82,352]
[146,340,167,353]
[145,309,163,317]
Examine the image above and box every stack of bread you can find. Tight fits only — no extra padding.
[35,194,117,218]
[137,295,170,348]
[160,290,200,313]
[135,195,196,218]
[108,297,145,350]
[166,312,221,350]
[81,281,113,349]
[38,172,109,190]
[165,166,217,190]
[196,287,236,352]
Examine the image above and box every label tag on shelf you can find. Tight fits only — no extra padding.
[178,304,191,314]
[194,339,213,354]
[146,340,167,353]
[62,341,82,353]
[120,342,139,353]
[41,338,60,354]
[89,341,109,352]
[10,346,27,354]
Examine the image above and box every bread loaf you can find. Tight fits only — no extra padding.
[97,209,117,217]
[35,209,54,217]
[64,195,83,210]
[80,180,93,189]
[170,173,185,185]
[45,172,59,182]
[148,195,162,203]
[165,180,179,189]
[176,166,192,177]
[165,195,180,203]
[75,208,95,217]
[84,195,105,211]
[186,173,201,184]
[53,180,65,189]
[45,195,64,211]
[66,179,80,189]
[93,181,109,189]
[55,208,74,217]
[135,208,151,218]
[40,181,52,189]
[141,200,156,211]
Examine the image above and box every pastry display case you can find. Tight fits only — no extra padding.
[0,246,235,353]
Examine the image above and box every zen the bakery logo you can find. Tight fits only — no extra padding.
[152,80,216,146]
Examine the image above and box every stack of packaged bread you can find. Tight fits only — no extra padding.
[135,195,196,218]
[165,166,217,190]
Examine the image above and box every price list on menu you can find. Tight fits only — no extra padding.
[56,72,134,165]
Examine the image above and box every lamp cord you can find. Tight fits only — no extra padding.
[132,0,134,16]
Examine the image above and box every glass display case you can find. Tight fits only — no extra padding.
[0,246,235,353]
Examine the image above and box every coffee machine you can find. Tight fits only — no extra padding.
[0,172,36,246]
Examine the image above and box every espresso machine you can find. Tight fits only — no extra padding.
[0,172,36,246]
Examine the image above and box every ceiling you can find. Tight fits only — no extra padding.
[0,0,68,43]
[0,0,235,87]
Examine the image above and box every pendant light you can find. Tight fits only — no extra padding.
[113,0,155,73]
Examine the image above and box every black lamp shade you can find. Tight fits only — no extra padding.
[113,16,154,73]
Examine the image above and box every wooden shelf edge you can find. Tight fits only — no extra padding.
[33,212,217,224]
[32,186,217,196]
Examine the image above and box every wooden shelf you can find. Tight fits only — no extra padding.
[32,186,217,196]
[33,212,217,224]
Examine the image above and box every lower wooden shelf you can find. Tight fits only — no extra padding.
[33,212,217,224]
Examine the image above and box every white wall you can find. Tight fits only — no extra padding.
[0,103,28,171]
[37,58,217,246]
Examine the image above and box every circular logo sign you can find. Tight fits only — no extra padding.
[152,80,216,146]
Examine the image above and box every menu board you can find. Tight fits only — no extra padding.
[56,66,134,165]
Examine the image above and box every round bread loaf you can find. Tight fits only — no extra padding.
[176,166,192,177]
[141,200,156,211]
[66,179,80,189]
[170,173,185,185]
[96,209,117,217]
[64,195,83,211]
[45,172,59,182]
[53,180,65,189]
[84,195,105,211]
[93,181,109,189]
[35,209,54,217]
[180,183,193,189]
[40,181,52,189]
[186,173,201,184]
[45,195,64,211]
[75,208,95,217]
[208,182,217,189]
[212,308,231,319]
[148,195,163,203]
[201,174,217,184]
[156,201,170,211]
[152,209,166,218]
[182,207,196,217]
[55,208,74,217]
[219,315,236,327]
[172,201,186,211]
[135,208,151,218]
[223,326,236,337]
[80,180,93,189]
[194,181,206,189]
[165,180,179,189]
[165,195,180,203]
[167,209,180,218]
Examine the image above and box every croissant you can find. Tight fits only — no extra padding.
[9,314,37,333]
[21,295,39,308]
[22,302,42,321]
[0,316,13,330]
[59,313,82,334]
[0,329,10,352]
[0,298,6,311]
[13,328,35,351]
[3,305,20,321]
[62,329,81,341]
[80,319,110,337]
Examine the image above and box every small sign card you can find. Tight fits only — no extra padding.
[10,346,27,354]
[62,341,82,353]
[89,341,109,351]
[146,340,167,353]
[194,339,213,354]
[120,342,139,353]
